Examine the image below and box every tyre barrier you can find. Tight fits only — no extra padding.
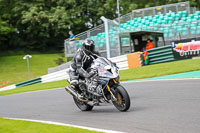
[147,45,175,64]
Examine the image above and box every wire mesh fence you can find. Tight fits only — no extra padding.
[64,1,200,59]
[107,19,121,57]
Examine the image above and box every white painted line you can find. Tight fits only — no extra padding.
[4,117,125,133]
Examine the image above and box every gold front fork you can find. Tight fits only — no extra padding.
[113,79,117,84]
[106,84,117,101]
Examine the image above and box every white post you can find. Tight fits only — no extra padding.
[101,16,111,58]
[117,0,120,23]
[64,40,67,62]
[27,58,30,79]
[23,55,32,80]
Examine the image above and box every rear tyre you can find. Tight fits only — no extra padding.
[73,97,93,111]
[112,85,130,112]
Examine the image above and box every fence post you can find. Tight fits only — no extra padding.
[101,16,111,58]
[64,40,67,62]
[87,31,90,38]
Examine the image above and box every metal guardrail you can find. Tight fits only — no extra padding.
[0,85,16,92]
[43,55,128,83]
[41,69,70,83]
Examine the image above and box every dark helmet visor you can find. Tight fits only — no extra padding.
[85,44,94,51]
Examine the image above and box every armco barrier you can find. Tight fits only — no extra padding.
[42,55,128,83]
[41,69,70,83]
[109,55,128,70]
[0,84,16,92]
[47,55,128,74]
[48,62,70,73]
[147,45,175,64]
[0,78,42,92]
[15,77,42,87]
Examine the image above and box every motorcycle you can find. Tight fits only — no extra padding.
[65,57,130,112]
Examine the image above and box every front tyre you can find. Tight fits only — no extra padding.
[112,85,130,112]
[73,97,93,111]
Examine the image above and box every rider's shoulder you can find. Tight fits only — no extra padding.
[77,48,84,53]
[75,48,84,57]
[93,51,101,56]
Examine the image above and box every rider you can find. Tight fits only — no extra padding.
[68,38,100,93]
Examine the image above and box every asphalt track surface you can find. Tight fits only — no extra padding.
[0,79,200,133]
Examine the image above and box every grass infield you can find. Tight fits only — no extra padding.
[0,117,102,133]
[119,58,200,81]
[0,54,65,85]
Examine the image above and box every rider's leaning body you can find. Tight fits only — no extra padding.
[68,38,100,92]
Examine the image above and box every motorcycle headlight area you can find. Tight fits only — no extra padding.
[112,65,119,74]
[104,65,111,70]
[98,68,116,78]
[97,64,119,78]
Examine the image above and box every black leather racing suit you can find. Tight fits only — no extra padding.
[69,48,100,86]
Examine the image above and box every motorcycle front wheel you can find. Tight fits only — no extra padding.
[112,85,131,112]
[73,97,93,111]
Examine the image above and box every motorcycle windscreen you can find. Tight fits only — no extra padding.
[93,57,111,66]
[98,69,116,78]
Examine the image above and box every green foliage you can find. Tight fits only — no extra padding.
[54,57,64,65]
[54,51,66,65]
[67,57,73,62]
[0,19,15,50]
[0,19,15,36]
[0,0,200,52]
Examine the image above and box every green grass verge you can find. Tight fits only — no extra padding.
[1,58,200,96]
[0,117,102,133]
[119,58,200,81]
[0,54,65,85]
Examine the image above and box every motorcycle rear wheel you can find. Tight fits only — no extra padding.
[112,85,130,112]
[73,97,93,111]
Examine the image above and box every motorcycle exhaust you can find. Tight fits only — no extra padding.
[65,86,88,102]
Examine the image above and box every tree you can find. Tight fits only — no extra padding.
[0,19,15,49]
[0,0,199,52]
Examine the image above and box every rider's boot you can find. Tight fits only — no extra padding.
[71,84,81,94]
